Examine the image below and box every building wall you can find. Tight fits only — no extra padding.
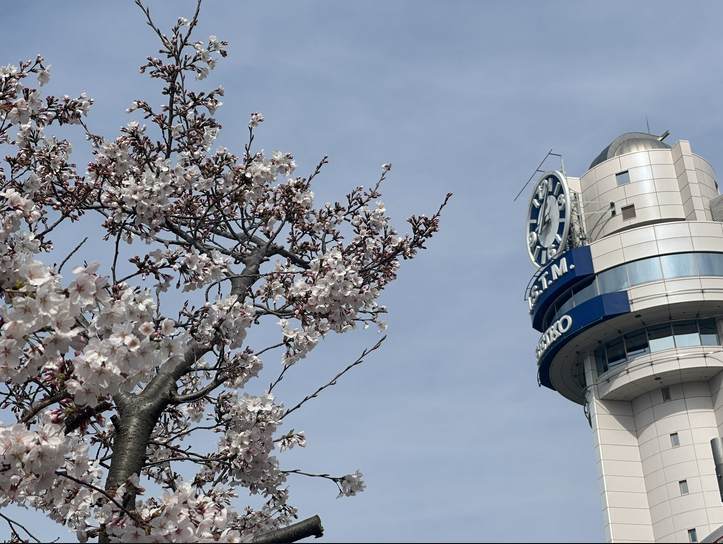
[586,376,723,542]
[632,383,722,541]
[587,387,655,542]
[580,141,717,242]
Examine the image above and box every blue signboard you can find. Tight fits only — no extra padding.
[536,291,630,391]
[528,246,595,332]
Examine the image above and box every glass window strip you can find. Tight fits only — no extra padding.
[661,253,697,279]
[543,252,723,329]
[595,318,720,376]
[628,256,663,286]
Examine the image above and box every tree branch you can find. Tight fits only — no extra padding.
[57,236,88,275]
[20,391,67,425]
[170,370,229,404]
[55,470,143,525]
[282,336,385,420]
[252,515,324,543]
[0,511,46,543]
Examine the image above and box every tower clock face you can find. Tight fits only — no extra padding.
[525,171,571,268]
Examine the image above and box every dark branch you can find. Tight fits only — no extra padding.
[252,515,324,543]
[0,511,46,543]
[170,370,229,404]
[20,391,67,425]
[57,236,88,274]
[282,336,386,420]
[55,471,143,525]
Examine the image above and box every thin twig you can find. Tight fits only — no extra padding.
[37,214,68,239]
[283,468,332,479]
[20,391,67,425]
[0,511,46,543]
[269,362,291,393]
[255,342,285,357]
[111,228,123,285]
[282,336,386,419]
[54,471,143,525]
[57,237,88,274]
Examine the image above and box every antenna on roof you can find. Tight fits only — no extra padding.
[513,149,565,202]
[646,117,651,135]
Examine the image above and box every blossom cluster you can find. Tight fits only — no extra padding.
[216,392,286,495]
[193,295,255,349]
[0,415,104,536]
[100,479,248,543]
[1,59,91,130]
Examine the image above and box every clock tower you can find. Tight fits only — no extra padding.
[525,132,723,543]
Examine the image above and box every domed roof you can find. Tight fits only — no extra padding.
[589,132,671,169]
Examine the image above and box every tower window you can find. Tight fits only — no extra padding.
[616,171,631,185]
[592,318,719,375]
[671,433,680,447]
[621,204,636,220]
[680,480,689,495]
[662,387,671,401]
[689,528,698,543]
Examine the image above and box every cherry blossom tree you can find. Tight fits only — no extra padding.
[0,1,449,542]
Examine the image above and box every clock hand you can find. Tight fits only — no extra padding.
[536,183,550,235]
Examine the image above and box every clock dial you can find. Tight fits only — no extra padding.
[525,171,571,268]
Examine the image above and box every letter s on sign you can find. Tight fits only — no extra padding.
[536,315,573,363]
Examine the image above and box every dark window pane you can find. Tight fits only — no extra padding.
[606,337,626,368]
[662,386,671,401]
[557,296,574,316]
[624,329,650,360]
[598,266,629,294]
[696,253,723,276]
[680,480,689,495]
[649,324,675,352]
[674,321,700,347]
[628,257,663,286]
[595,345,608,375]
[699,319,718,346]
[542,312,553,331]
[573,280,598,306]
[661,254,697,279]
[616,171,630,185]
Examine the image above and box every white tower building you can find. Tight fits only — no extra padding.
[524,132,723,543]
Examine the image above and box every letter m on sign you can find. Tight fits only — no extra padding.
[550,258,568,282]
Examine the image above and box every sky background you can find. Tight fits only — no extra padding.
[3,1,723,542]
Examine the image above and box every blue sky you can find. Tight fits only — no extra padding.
[4,1,723,542]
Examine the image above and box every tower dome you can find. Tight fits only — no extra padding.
[588,131,671,169]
